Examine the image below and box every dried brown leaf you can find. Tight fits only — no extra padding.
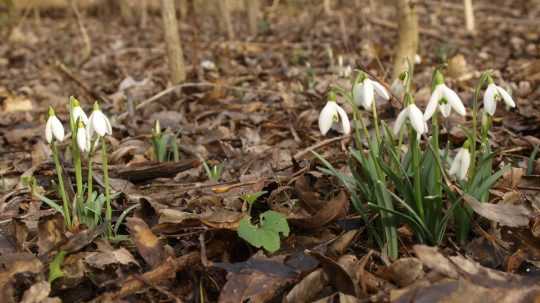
[464,195,530,227]
[127,217,165,268]
[289,191,348,229]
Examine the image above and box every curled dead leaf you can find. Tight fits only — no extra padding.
[127,217,165,268]
[464,195,531,227]
[288,191,349,229]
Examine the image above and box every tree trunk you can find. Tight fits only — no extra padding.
[392,0,418,80]
[217,0,235,40]
[160,0,186,84]
[245,0,260,36]
[463,0,475,34]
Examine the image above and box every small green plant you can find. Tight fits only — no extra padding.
[202,160,223,182]
[316,67,514,258]
[151,120,180,162]
[237,191,289,253]
[48,250,66,283]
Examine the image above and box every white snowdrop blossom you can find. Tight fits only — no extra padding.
[483,83,516,116]
[449,148,471,181]
[45,107,65,144]
[71,104,88,125]
[353,78,390,110]
[424,83,466,120]
[76,122,91,152]
[393,104,426,137]
[88,102,112,138]
[318,101,351,136]
[390,78,405,99]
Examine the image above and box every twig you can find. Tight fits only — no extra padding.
[134,274,184,303]
[293,134,350,160]
[55,61,111,104]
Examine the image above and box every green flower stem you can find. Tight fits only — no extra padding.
[430,114,442,226]
[409,128,424,221]
[87,141,95,205]
[102,138,112,236]
[351,104,368,149]
[52,143,72,227]
[371,101,381,143]
[73,143,83,217]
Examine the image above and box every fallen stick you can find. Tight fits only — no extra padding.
[96,251,200,302]
[293,134,350,160]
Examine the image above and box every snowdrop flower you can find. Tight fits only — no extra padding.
[88,102,112,138]
[76,121,91,152]
[70,97,88,125]
[45,107,65,144]
[393,103,426,137]
[424,71,465,120]
[353,74,390,110]
[390,71,408,100]
[483,81,516,116]
[318,100,351,136]
[449,147,471,181]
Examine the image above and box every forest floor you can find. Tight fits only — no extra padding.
[1,1,540,302]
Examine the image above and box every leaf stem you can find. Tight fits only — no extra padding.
[102,138,112,237]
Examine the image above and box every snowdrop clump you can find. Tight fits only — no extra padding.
[41,98,113,232]
[316,67,516,258]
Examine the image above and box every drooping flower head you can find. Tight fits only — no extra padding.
[76,120,90,153]
[353,72,390,110]
[390,71,408,100]
[45,106,65,144]
[424,70,466,121]
[318,92,351,136]
[88,101,112,139]
[70,96,88,126]
[483,76,516,116]
[449,141,471,181]
[393,93,426,138]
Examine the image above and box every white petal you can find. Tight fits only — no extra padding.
[370,79,390,100]
[496,85,515,108]
[408,104,426,135]
[424,86,443,121]
[50,116,65,142]
[45,118,54,143]
[361,80,374,110]
[352,83,364,106]
[449,154,460,177]
[442,86,466,116]
[440,103,451,117]
[393,107,409,135]
[77,127,89,152]
[335,104,351,134]
[72,106,89,124]
[319,102,337,135]
[483,84,498,116]
[104,115,112,135]
[390,79,404,99]
[90,110,109,137]
[457,149,471,181]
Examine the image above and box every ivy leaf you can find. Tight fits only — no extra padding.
[237,210,289,253]
[48,250,66,283]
